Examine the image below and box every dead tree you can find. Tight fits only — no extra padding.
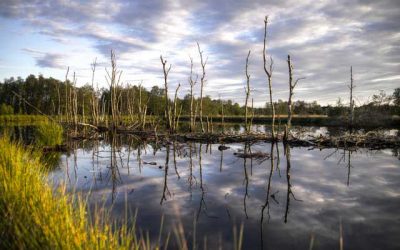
[197,42,207,133]
[348,66,355,128]
[244,50,251,133]
[172,83,182,132]
[263,16,276,140]
[90,58,98,125]
[160,55,172,131]
[220,96,225,134]
[64,67,70,123]
[285,55,304,141]
[138,84,148,130]
[105,50,123,128]
[72,72,78,131]
[188,56,198,132]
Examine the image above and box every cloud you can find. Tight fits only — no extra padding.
[22,48,66,69]
[1,0,400,105]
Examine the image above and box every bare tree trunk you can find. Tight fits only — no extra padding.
[188,56,197,132]
[221,98,225,134]
[64,67,69,123]
[285,55,304,141]
[160,55,172,131]
[91,58,98,125]
[244,50,251,133]
[105,50,122,128]
[263,16,276,140]
[72,72,78,131]
[173,83,181,132]
[56,76,61,120]
[348,66,355,128]
[197,42,207,133]
[250,98,255,129]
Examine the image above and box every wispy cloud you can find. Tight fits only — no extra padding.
[21,48,66,69]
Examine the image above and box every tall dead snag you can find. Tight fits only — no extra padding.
[64,67,70,123]
[172,83,182,132]
[90,58,98,125]
[221,97,225,134]
[263,16,276,140]
[72,72,78,131]
[188,56,198,132]
[105,50,123,128]
[197,42,207,133]
[138,84,148,130]
[244,50,251,133]
[348,66,355,128]
[160,55,172,131]
[285,55,304,141]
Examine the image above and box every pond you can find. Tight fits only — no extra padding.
[51,135,399,249]
[2,125,400,249]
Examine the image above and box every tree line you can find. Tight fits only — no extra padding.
[0,74,398,119]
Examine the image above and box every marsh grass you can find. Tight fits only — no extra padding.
[0,114,49,124]
[34,121,63,147]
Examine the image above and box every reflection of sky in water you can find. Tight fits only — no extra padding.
[51,140,400,249]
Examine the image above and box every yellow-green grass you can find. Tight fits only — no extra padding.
[34,121,64,147]
[0,114,49,124]
[0,137,143,249]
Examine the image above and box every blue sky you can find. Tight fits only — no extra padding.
[0,0,399,106]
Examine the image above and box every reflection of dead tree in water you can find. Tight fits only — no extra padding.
[333,148,354,186]
[284,144,302,223]
[346,150,352,186]
[173,141,181,179]
[243,143,250,219]
[187,143,197,200]
[260,142,275,249]
[108,133,122,203]
[275,141,281,177]
[197,144,208,221]
[160,144,171,205]
[219,146,224,172]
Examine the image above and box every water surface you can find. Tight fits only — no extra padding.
[49,134,400,249]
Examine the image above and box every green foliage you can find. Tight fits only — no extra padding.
[34,122,63,146]
[0,114,48,124]
[0,104,13,115]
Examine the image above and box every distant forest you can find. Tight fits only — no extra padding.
[0,75,399,119]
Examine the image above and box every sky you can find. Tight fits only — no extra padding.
[0,0,399,106]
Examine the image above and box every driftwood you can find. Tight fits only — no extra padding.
[61,122,400,150]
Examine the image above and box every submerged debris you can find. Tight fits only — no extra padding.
[234,151,270,160]
[218,145,230,151]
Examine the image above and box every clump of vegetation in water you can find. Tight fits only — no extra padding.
[35,122,63,146]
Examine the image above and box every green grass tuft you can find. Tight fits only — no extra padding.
[34,122,63,147]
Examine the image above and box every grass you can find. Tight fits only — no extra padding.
[0,114,49,124]
[35,121,63,146]
[0,136,143,249]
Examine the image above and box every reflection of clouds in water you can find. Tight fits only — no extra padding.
[53,141,400,249]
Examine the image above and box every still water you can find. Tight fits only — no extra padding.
[49,133,400,249]
[1,124,399,249]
